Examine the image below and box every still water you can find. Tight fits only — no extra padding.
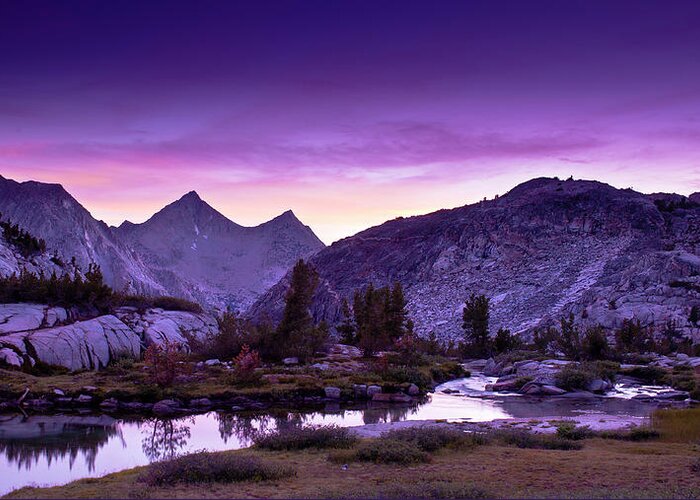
[0,375,664,495]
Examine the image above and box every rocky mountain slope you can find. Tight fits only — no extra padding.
[251,178,700,340]
[115,191,324,311]
[0,176,324,311]
[0,176,164,295]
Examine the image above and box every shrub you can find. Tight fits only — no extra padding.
[141,451,295,486]
[621,365,666,384]
[493,327,522,354]
[492,429,583,450]
[556,422,593,440]
[143,341,186,387]
[353,439,430,464]
[113,294,203,313]
[429,362,468,383]
[381,426,477,452]
[582,326,611,360]
[375,365,432,390]
[555,364,594,391]
[233,344,261,384]
[254,425,357,451]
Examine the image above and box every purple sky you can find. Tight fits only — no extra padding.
[1,0,699,243]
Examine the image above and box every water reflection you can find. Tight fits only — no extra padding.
[0,414,120,472]
[140,417,194,462]
[0,377,672,495]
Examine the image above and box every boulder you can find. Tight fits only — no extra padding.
[116,308,218,351]
[353,384,367,398]
[153,399,181,416]
[520,382,544,395]
[189,398,213,408]
[1,314,141,371]
[490,375,523,392]
[282,357,299,366]
[0,348,22,367]
[655,390,689,401]
[540,385,567,396]
[407,383,420,396]
[76,394,93,404]
[311,363,329,371]
[324,387,341,399]
[0,304,66,334]
[587,379,612,394]
[100,398,120,410]
[205,359,221,366]
[52,389,65,396]
[367,385,382,398]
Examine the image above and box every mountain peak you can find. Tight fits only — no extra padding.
[178,190,203,203]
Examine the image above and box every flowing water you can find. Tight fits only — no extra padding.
[0,375,671,495]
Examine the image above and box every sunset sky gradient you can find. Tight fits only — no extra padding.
[1,0,699,243]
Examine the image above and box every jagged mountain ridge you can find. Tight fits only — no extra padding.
[115,191,324,311]
[250,177,700,340]
[0,175,325,311]
[0,176,164,294]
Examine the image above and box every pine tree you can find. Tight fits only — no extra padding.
[462,293,490,356]
[273,259,324,361]
[337,298,356,345]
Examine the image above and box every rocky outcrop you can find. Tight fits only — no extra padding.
[0,304,69,334]
[251,178,700,341]
[0,304,219,371]
[115,307,218,348]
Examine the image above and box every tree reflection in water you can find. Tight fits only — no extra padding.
[140,417,194,462]
[0,415,119,472]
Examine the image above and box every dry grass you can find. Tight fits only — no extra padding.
[651,407,700,443]
[5,437,700,499]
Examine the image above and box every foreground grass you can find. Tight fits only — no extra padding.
[652,407,700,443]
[5,435,700,499]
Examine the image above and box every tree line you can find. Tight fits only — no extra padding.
[0,211,47,257]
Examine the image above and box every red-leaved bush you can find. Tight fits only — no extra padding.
[233,344,261,383]
[144,341,185,387]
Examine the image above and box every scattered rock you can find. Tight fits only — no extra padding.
[654,390,689,401]
[540,385,567,396]
[367,385,382,397]
[587,379,613,394]
[100,398,119,410]
[189,398,213,408]
[324,387,341,399]
[76,394,93,404]
[353,384,367,398]
[153,399,181,415]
